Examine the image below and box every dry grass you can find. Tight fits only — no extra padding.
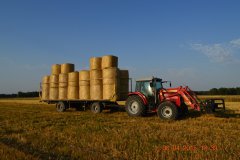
[0,98,239,160]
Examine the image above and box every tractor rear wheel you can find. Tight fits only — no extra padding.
[158,101,178,120]
[125,95,146,117]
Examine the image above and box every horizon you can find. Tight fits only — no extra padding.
[1,0,240,94]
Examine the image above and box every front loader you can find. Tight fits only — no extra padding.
[125,77,225,120]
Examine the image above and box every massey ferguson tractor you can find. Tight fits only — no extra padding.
[125,77,225,120]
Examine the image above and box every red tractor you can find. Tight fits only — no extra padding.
[125,77,225,120]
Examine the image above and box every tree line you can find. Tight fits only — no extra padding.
[0,91,39,98]
[196,87,240,95]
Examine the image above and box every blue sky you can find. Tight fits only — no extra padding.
[1,0,240,93]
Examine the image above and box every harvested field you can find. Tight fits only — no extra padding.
[0,98,239,159]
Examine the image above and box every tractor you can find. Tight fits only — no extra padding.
[125,77,225,120]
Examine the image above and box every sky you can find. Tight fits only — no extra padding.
[1,0,240,94]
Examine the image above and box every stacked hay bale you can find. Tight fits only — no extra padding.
[49,64,60,100]
[68,71,79,99]
[41,75,50,100]
[59,63,74,99]
[79,70,90,99]
[102,55,119,100]
[90,57,103,100]
[49,74,59,100]
[41,55,129,101]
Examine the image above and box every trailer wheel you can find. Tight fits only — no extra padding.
[91,102,103,114]
[158,101,178,120]
[56,101,67,112]
[125,95,146,117]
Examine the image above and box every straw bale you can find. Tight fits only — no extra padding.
[61,63,74,74]
[41,75,50,100]
[51,64,61,75]
[90,57,102,70]
[102,55,118,69]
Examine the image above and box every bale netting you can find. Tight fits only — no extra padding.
[41,75,50,100]
[51,64,61,75]
[90,69,102,100]
[61,63,74,74]
[102,55,118,69]
[68,72,79,99]
[102,67,119,100]
[119,70,129,100]
[90,57,102,70]
[59,73,68,100]
[49,75,59,100]
[79,70,90,100]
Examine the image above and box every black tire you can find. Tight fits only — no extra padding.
[91,102,103,114]
[56,101,67,112]
[157,101,178,120]
[125,95,146,117]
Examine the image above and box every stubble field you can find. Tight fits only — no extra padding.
[0,97,239,160]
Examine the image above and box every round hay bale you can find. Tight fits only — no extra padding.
[102,68,119,100]
[41,75,50,100]
[119,70,129,100]
[61,63,74,74]
[68,86,79,99]
[79,70,90,99]
[68,72,79,87]
[90,57,102,70]
[49,75,59,100]
[102,67,119,85]
[79,70,90,86]
[90,69,102,100]
[59,74,68,99]
[51,64,61,75]
[102,55,118,69]
[68,72,79,99]
[79,85,90,100]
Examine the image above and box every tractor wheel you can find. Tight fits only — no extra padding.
[157,101,178,120]
[91,102,103,114]
[56,101,67,112]
[125,95,146,117]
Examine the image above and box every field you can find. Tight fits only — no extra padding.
[0,97,239,160]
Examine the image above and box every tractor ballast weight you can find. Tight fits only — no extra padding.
[125,77,225,120]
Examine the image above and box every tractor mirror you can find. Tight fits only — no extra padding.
[170,82,172,87]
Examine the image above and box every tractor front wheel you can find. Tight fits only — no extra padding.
[125,95,146,117]
[157,101,178,120]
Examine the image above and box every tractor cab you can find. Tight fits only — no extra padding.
[135,77,171,104]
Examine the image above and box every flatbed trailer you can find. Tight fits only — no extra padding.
[39,94,126,113]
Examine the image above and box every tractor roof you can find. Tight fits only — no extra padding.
[136,77,162,82]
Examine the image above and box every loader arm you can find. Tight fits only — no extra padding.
[177,86,201,111]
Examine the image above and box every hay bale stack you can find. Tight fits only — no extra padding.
[49,75,59,100]
[79,70,90,100]
[61,63,74,74]
[41,75,50,100]
[119,70,129,100]
[51,64,61,75]
[59,73,68,99]
[90,57,102,70]
[68,72,79,99]
[102,67,119,100]
[102,55,118,69]
[90,70,103,100]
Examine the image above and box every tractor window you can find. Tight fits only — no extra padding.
[155,81,162,90]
